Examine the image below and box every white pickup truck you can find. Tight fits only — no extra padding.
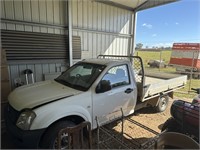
[5,55,187,148]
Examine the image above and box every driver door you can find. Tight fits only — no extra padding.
[92,64,136,126]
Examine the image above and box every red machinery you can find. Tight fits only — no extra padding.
[169,43,200,78]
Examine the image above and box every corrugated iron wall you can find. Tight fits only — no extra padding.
[1,0,66,33]
[1,0,68,89]
[1,0,133,89]
[71,0,133,59]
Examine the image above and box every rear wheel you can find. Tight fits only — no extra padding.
[40,120,75,149]
[156,95,169,112]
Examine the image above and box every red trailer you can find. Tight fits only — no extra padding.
[169,43,200,78]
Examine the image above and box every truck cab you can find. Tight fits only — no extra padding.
[5,58,138,148]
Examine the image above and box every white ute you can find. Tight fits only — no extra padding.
[5,55,187,148]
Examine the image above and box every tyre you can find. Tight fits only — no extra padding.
[156,95,169,112]
[161,117,180,132]
[40,120,75,149]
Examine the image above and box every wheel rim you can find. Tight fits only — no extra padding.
[161,99,167,107]
[53,132,69,149]
[160,97,168,110]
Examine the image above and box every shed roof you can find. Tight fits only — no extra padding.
[96,0,178,11]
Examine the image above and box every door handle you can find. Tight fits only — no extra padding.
[125,88,133,94]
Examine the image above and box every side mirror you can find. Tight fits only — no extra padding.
[96,80,111,93]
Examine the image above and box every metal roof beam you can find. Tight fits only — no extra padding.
[136,0,178,11]
[95,0,135,11]
[95,0,178,12]
[133,0,148,12]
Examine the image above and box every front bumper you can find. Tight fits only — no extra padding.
[5,105,46,148]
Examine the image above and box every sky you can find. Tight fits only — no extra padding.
[136,0,200,48]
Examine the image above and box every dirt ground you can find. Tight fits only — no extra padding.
[93,97,192,149]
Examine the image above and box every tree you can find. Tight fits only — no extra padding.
[136,43,143,50]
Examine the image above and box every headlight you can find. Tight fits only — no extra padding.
[16,109,36,130]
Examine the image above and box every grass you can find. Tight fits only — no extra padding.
[135,50,200,99]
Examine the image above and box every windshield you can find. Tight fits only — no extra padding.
[55,62,105,91]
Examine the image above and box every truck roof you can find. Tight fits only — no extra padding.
[82,58,129,66]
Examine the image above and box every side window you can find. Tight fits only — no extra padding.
[102,65,130,88]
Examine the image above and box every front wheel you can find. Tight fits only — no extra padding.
[40,120,75,149]
[156,95,169,112]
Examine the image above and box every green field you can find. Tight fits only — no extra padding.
[135,50,200,99]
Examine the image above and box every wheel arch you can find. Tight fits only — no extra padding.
[38,114,86,148]
[31,104,92,130]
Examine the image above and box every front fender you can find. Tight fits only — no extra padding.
[30,105,92,130]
